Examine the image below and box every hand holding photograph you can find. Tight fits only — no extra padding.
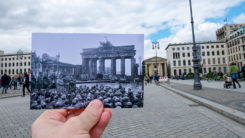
[31,33,144,109]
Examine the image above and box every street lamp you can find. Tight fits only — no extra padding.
[17,49,23,75]
[152,41,160,75]
[189,0,202,90]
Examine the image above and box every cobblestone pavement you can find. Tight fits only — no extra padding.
[170,79,245,93]
[163,81,245,113]
[0,84,245,137]
[0,88,23,99]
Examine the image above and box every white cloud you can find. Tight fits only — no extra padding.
[0,0,244,58]
[233,13,245,23]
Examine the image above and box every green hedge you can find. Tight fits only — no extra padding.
[186,72,194,79]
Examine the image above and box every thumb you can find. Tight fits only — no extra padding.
[66,99,104,133]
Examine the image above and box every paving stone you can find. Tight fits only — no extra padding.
[0,84,244,137]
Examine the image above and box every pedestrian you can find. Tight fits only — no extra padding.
[1,72,9,94]
[13,77,17,90]
[230,63,241,89]
[241,64,245,80]
[22,72,31,97]
[213,69,218,81]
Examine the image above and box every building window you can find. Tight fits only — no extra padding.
[202,52,205,56]
[202,46,204,49]
[213,58,216,64]
[218,58,220,64]
[206,45,209,49]
[182,53,185,57]
[221,45,224,48]
[5,63,7,67]
[209,67,211,72]
[189,68,192,73]
[204,68,207,74]
[187,53,190,57]
[203,59,206,64]
[183,60,186,66]
[5,58,7,61]
[12,63,14,67]
[24,57,27,60]
[16,69,18,74]
[28,62,30,66]
[211,45,214,48]
[1,58,3,61]
[28,56,31,59]
[173,61,176,66]
[1,70,3,75]
[182,47,185,50]
[1,63,3,67]
[208,59,211,64]
[174,70,177,75]
[9,63,11,67]
[179,69,182,75]
[222,50,225,55]
[212,51,215,56]
[9,69,11,74]
[207,51,210,56]
[24,68,26,73]
[12,57,15,60]
[188,60,191,65]
[223,58,226,64]
[218,67,221,72]
[216,45,219,48]
[16,62,18,66]
[172,48,175,51]
[178,60,181,66]
[9,58,11,61]
[217,51,220,55]
[12,69,14,74]
[177,47,180,50]
[187,47,190,50]
[20,62,22,66]
[24,62,26,66]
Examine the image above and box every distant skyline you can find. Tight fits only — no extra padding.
[0,0,245,60]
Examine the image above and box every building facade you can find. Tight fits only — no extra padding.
[227,26,245,70]
[144,56,168,77]
[216,24,245,42]
[0,50,31,77]
[166,42,228,76]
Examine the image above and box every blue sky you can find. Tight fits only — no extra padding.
[148,1,245,42]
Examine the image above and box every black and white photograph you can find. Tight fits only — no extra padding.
[31,33,144,109]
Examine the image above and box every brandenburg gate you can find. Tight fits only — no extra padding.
[81,40,137,79]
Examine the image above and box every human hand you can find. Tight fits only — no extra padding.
[32,99,112,138]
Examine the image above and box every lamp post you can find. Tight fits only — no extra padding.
[189,0,202,90]
[17,49,23,75]
[152,41,160,76]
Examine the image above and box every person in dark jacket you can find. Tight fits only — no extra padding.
[241,64,245,80]
[22,72,31,97]
[1,73,9,94]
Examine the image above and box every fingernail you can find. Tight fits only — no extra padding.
[91,99,102,110]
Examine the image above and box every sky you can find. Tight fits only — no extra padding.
[32,33,144,75]
[0,0,245,60]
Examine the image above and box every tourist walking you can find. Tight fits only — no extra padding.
[230,63,241,89]
[1,73,9,94]
[241,64,245,80]
[22,72,31,97]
